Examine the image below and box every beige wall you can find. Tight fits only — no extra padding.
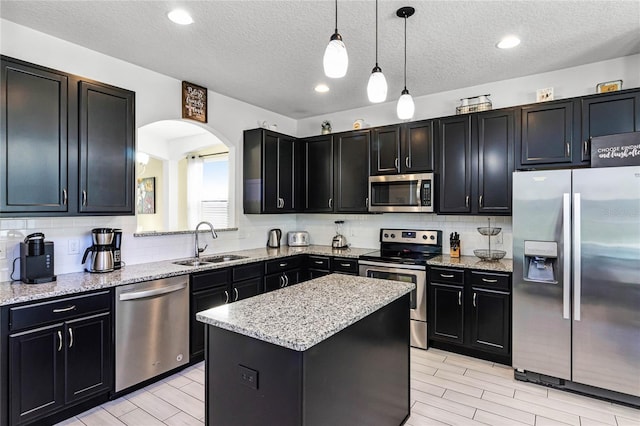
[136,157,164,232]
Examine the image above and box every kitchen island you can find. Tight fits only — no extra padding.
[196,274,414,426]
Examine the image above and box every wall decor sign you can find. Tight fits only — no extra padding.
[137,177,156,214]
[596,79,622,93]
[182,81,208,123]
[590,132,640,168]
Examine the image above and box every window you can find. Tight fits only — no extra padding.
[201,154,230,228]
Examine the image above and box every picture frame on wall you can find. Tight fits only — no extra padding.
[182,81,208,123]
[137,177,156,214]
[596,80,623,93]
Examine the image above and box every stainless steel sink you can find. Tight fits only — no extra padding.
[173,254,247,267]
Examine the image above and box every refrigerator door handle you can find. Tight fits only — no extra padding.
[573,192,581,321]
[563,193,571,320]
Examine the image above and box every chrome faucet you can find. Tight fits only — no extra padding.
[194,221,218,258]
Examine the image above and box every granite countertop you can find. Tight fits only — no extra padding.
[428,255,513,273]
[196,273,414,351]
[0,245,374,306]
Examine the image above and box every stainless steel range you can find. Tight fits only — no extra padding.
[359,229,442,349]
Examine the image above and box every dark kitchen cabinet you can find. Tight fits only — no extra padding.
[190,269,230,360]
[264,257,303,292]
[1,57,69,214]
[438,116,472,213]
[302,130,370,213]
[581,89,640,161]
[244,128,302,214]
[370,121,435,175]
[303,135,333,212]
[78,81,135,214]
[330,257,359,275]
[428,267,511,364]
[0,55,136,217]
[5,291,112,425]
[306,255,331,280]
[518,100,581,167]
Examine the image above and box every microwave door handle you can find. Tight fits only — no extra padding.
[416,180,421,206]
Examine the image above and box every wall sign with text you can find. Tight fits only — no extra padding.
[591,132,640,168]
[182,81,208,123]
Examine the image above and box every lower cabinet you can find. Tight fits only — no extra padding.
[428,267,511,364]
[5,291,112,425]
[264,257,303,292]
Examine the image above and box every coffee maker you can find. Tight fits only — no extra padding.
[112,229,123,270]
[20,233,56,284]
[82,228,115,273]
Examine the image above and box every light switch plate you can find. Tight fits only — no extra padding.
[68,239,80,255]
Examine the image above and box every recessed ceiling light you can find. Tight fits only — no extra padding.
[497,35,520,49]
[315,84,330,93]
[168,9,194,25]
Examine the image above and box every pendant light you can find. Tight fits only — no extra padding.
[323,0,348,78]
[396,6,415,120]
[367,0,387,103]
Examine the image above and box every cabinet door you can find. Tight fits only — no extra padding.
[520,101,575,166]
[233,277,262,302]
[262,132,280,213]
[191,286,229,359]
[65,313,112,404]
[438,116,472,213]
[470,288,510,355]
[402,120,434,173]
[476,109,515,214]
[334,130,370,212]
[429,283,464,344]
[1,59,69,213]
[78,81,135,214]
[582,90,640,161]
[370,126,401,175]
[303,135,333,212]
[264,273,287,292]
[277,136,300,212]
[9,324,65,425]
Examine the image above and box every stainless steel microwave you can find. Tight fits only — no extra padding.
[368,173,434,213]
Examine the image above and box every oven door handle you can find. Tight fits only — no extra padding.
[358,259,427,272]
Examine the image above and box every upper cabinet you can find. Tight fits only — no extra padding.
[438,116,472,214]
[0,56,136,217]
[581,89,640,162]
[302,135,333,212]
[243,128,302,214]
[370,121,434,175]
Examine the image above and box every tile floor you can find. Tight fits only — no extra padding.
[57,348,640,426]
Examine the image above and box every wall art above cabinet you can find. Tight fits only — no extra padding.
[0,56,136,217]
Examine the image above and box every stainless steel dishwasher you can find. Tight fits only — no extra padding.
[115,276,189,392]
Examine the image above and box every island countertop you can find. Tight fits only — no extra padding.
[196,274,415,351]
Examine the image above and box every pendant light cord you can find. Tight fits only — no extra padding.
[375,0,379,66]
[403,14,407,91]
[334,0,338,33]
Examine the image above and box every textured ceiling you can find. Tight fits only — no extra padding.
[1,1,639,119]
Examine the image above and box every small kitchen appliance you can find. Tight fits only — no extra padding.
[20,232,56,284]
[82,228,115,273]
[368,173,434,213]
[287,231,309,247]
[331,221,348,248]
[267,228,282,248]
[112,228,123,269]
[359,229,442,349]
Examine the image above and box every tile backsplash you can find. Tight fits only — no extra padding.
[0,213,511,283]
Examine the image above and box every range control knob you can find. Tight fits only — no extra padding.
[390,233,396,238]
[422,235,428,240]
[430,235,435,240]
[384,233,389,238]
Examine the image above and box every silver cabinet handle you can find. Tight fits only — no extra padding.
[458,291,462,306]
[314,260,324,265]
[53,305,76,313]
[224,290,229,304]
[563,193,571,320]
[68,328,73,348]
[440,274,454,278]
[340,263,351,267]
[284,273,289,287]
[473,292,477,307]
[279,275,285,288]
[278,197,285,208]
[479,195,483,207]
[62,189,68,206]
[57,330,63,352]
[365,197,369,207]
[481,278,497,283]
[583,139,590,156]
[279,262,287,267]
[119,282,187,301]
[405,157,410,168]
[394,157,399,171]
[465,196,470,208]
[573,193,581,321]
[565,142,570,157]
[328,198,333,209]
[234,288,239,302]
[82,190,87,206]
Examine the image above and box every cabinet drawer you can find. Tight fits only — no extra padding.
[470,271,511,291]
[265,256,302,274]
[9,290,111,332]
[191,269,229,292]
[232,262,263,282]
[331,257,359,274]
[307,255,330,271]
[429,267,464,285]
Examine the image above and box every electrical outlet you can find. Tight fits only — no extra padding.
[493,233,503,245]
[0,241,6,260]
[68,239,80,255]
[238,365,258,390]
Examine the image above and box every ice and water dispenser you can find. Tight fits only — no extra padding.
[523,241,558,283]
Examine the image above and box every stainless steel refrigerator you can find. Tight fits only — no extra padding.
[513,166,640,403]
